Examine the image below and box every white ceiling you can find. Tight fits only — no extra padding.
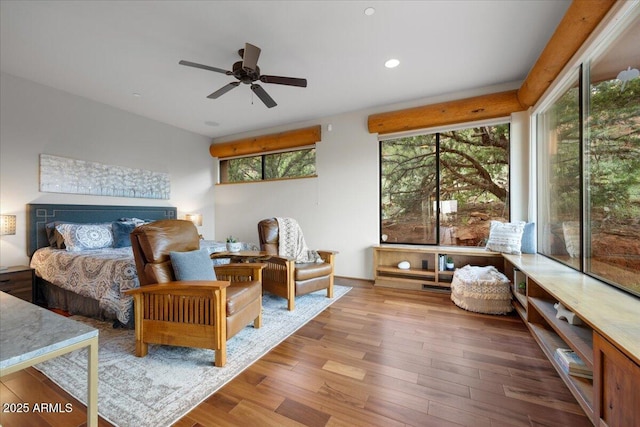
[0,1,571,139]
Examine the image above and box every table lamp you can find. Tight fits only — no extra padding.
[1,214,17,271]
[185,213,203,239]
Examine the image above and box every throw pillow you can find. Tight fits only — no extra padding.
[485,221,526,254]
[521,222,536,254]
[118,217,151,226]
[170,248,217,281]
[111,221,137,248]
[563,221,580,258]
[55,223,114,252]
[45,221,69,249]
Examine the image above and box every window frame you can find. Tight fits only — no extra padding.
[532,4,640,297]
[219,146,317,184]
[378,118,511,246]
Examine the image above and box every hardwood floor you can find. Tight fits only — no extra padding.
[0,278,592,427]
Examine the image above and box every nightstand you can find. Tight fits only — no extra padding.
[0,265,35,303]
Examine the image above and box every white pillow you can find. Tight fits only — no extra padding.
[562,221,580,258]
[486,221,526,254]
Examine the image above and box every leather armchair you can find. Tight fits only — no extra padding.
[257,218,336,311]
[126,219,263,367]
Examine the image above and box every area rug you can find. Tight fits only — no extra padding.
[35,285,351,427]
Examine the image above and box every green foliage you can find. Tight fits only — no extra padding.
[264,149,316,179]
[544,84,581,221]
[381,124,510,229]
[225,149,316,183]
[546,77,640,223]
[587,78,640,221]
[227,156,262,182]
[380,133,437,221]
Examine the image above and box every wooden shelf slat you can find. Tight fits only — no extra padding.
[527,323,594,416]
[528,296,594,368]
[373,245,504,290]
[376,266,436,278]
[513,301,527,320]
[513,290,527,309]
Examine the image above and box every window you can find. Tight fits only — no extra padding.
[537,71,582,269]
[536,12,640,297]
[380,123,510,246]
[585,17,640,294]
[220,148,316,183]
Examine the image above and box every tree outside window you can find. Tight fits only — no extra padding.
[220,148,316,183]
[380,124,510,246]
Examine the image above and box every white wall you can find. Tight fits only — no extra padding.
[510,110,531,222]
[214,109,381,279]
[0,72,215,267]
[214,83,530,279]
[0,72,530,279]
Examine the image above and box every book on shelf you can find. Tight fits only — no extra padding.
[554,348,593,379]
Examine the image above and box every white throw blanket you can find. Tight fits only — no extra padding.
[276,217,324,264]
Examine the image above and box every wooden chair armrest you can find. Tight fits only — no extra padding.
[317,250,337,264]
[265,255,295,263]
[124,280,230,296]
[215,263,265,282]
[262,256,295,268]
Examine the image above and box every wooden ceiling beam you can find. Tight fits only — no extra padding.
[368,0,617,135]
[367,90,523,135]
[517,0,616,108]
[210,125,321,158]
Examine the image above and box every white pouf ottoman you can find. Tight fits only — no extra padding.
[450,265,512,314]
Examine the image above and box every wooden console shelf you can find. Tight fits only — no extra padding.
[503,253,640,426]
[372,244,503,291]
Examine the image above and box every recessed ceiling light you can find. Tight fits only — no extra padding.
[132,92,141,98]
[385,59,400,69]
[364,7,375,16]
[204,121,219,127]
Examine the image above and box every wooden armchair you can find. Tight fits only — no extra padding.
[126,219,263,367]
[257,218,337,311]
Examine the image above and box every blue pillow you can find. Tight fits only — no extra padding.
[521,222,536,254]
[112,221,136,248]
[170,248,217,281]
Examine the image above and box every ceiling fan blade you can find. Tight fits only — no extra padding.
[242,43,261,72]
[260,75,307,87]
[251,84,277,108]
[179,60,230,75]
[207,82,240,99]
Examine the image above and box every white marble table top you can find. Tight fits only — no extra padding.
[0,292,98,370]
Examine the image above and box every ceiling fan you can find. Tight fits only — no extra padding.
[179,43,307,108]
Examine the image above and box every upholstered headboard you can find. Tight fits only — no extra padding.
[27,203,177,256]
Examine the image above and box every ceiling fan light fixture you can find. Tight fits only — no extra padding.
[385,58,400,69]
[179,42,306,108]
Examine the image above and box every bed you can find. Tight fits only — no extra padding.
[28,203,177,327]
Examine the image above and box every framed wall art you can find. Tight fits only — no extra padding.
[39,154,170,199]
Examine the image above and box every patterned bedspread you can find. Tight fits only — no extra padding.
[30,247,139,324]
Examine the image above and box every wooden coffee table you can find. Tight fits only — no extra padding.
[210,250,271,263]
